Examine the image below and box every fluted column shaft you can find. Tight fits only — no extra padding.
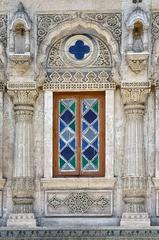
[14,105,33,177]
[121,86,150,220]
[8,90,38,214]
[124,104,145,177]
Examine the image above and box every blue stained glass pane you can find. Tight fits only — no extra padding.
[61,146,74,161]
[84,109,97,124]
[61,110,74,124]
[92,138,98,149]
[58,99,77,172]
[82,138,89,150]
[70,139,75,149]
[69,40,90,60]
[60,120,66,132]
[93,121,98,132]
[83,146,97,161]
[60,139,65,150]
[82,122,88,132]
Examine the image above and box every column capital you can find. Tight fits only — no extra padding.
[121,83,150,105]
[7,89,38,106]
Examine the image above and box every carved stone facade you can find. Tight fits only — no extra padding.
[0,0,159,238]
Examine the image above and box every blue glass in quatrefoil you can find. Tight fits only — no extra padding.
[69,40,90,60]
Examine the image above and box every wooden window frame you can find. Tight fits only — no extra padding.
[53,92,105,177]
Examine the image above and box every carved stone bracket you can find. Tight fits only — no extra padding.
[126,52,149,74]
[9,53,32,74]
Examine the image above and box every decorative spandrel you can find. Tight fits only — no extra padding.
[58,99,77,172]
[81,99,99,172]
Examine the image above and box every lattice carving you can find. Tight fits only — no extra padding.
[0,15,7,47]
[45,190,112,216]
[152,13,159,46]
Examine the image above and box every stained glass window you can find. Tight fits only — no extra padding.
[53,92,105,177]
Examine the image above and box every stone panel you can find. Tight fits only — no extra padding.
[45,190,113,216]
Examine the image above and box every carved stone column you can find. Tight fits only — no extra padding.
[7,89,38,227]
[120,85,150,227]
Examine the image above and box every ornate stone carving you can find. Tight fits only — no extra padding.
[12,177,34,200]
[37,14,75,45]
[7,89,38,106]
[0,229,159,239]
[152,13,159,46]
[126,52,149,73]
[121,85,150,105]
[46,36,112,69]
[46,190,112,216]
[9,53,32,74]
[37,13,121,47]
[82,13,122,45]
[0,15,7,48]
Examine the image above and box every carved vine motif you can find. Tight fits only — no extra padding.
[37,13,121,46]
[37,14,75,45]
[0,15,7,47]
[82,13,122,44]
[46,191,112,215]
[152,13,159,46]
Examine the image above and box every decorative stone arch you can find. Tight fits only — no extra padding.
[37,18,120,84]
[126,7,149,52]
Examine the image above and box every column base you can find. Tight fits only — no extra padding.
[7,213,36,227]
[120,212,150,227]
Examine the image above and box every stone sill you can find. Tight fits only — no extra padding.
[40,177,116,190]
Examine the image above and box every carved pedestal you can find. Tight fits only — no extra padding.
[7,89,38,227]
[120,86,150,227]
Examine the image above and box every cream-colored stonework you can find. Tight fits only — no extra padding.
[0,0,159,236]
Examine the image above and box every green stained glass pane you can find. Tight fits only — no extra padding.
[69,121,75,131]
[60,157,66,169]
[93,101,98,113]
[82,156,88,168]
[70,102,75,113]
[92,156,99,169]
[70,156,76,168]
